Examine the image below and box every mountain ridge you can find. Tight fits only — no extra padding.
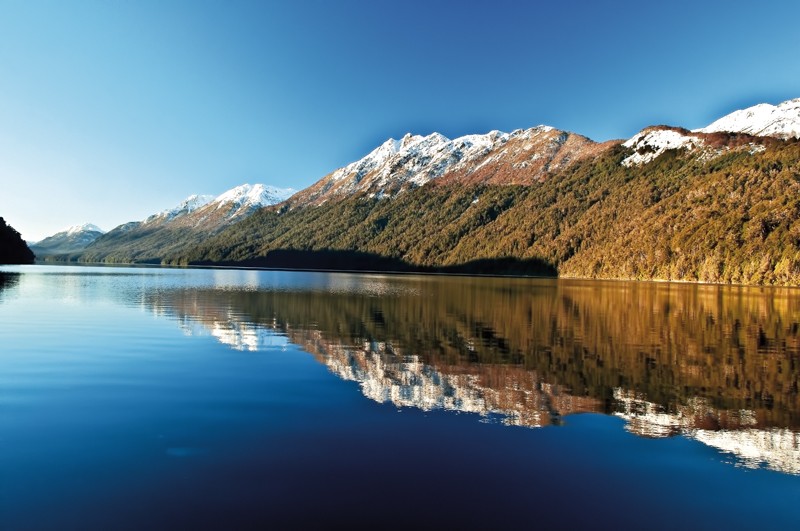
[141,183,297,230]
[36,183,295,262]
[54,97,800,285]
[30,223,106,256]
[286,126,608,207]
[168,130,800,284]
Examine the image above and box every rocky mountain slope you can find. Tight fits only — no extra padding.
[287,126,611,207]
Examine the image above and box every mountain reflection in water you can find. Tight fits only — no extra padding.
[0,272,19,297]
[144,275,800,475]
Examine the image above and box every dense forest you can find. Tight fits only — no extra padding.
[0,217,35,264]
[58,135,800,285]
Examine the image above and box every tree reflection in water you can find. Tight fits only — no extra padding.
[146,275,800,474]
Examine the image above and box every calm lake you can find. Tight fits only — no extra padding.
[1,265,799,529]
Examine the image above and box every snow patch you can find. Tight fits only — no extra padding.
[622,129,703,166]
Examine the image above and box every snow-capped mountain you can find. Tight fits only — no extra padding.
[139,184,295,230]
[621,126,774,167]
[66,222,104,235]
[30,223,106,256]
[144,194,215,224]
[69,95,799,265]
[288,126,606,206]
[80,183,296,262]
[293,96,800,204]
[210,183,296,219]
[293,98,800,196]
[694,98,800,139]
[620,98,800,167]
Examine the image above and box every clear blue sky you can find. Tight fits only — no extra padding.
[1,0,798,240]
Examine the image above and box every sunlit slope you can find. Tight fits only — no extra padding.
[170,137,800,284]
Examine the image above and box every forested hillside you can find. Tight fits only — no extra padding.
[161,137,800,284]
[0,217,35,264]
[47,97,800,286]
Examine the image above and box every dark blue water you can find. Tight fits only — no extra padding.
[1,265,798,529]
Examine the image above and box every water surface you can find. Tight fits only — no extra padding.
[1,265,799,529]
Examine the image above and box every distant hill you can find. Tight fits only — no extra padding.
[0,217,35,264]
[30,223,105,257]
[49,184,295,263]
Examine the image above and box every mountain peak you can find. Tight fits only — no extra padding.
[30,222,106,256]
[65,223,104,236]
[289,124,600,207]
[694,97,800,139]
[400,132,417,147]
[140,184,296,227]
[145,194,215,224]
[213,183,296,209]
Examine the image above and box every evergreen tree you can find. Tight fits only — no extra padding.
[0,217,36,264]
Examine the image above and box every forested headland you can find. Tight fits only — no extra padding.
[0,217,35,264]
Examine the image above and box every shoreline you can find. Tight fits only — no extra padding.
[21,259,800,289]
